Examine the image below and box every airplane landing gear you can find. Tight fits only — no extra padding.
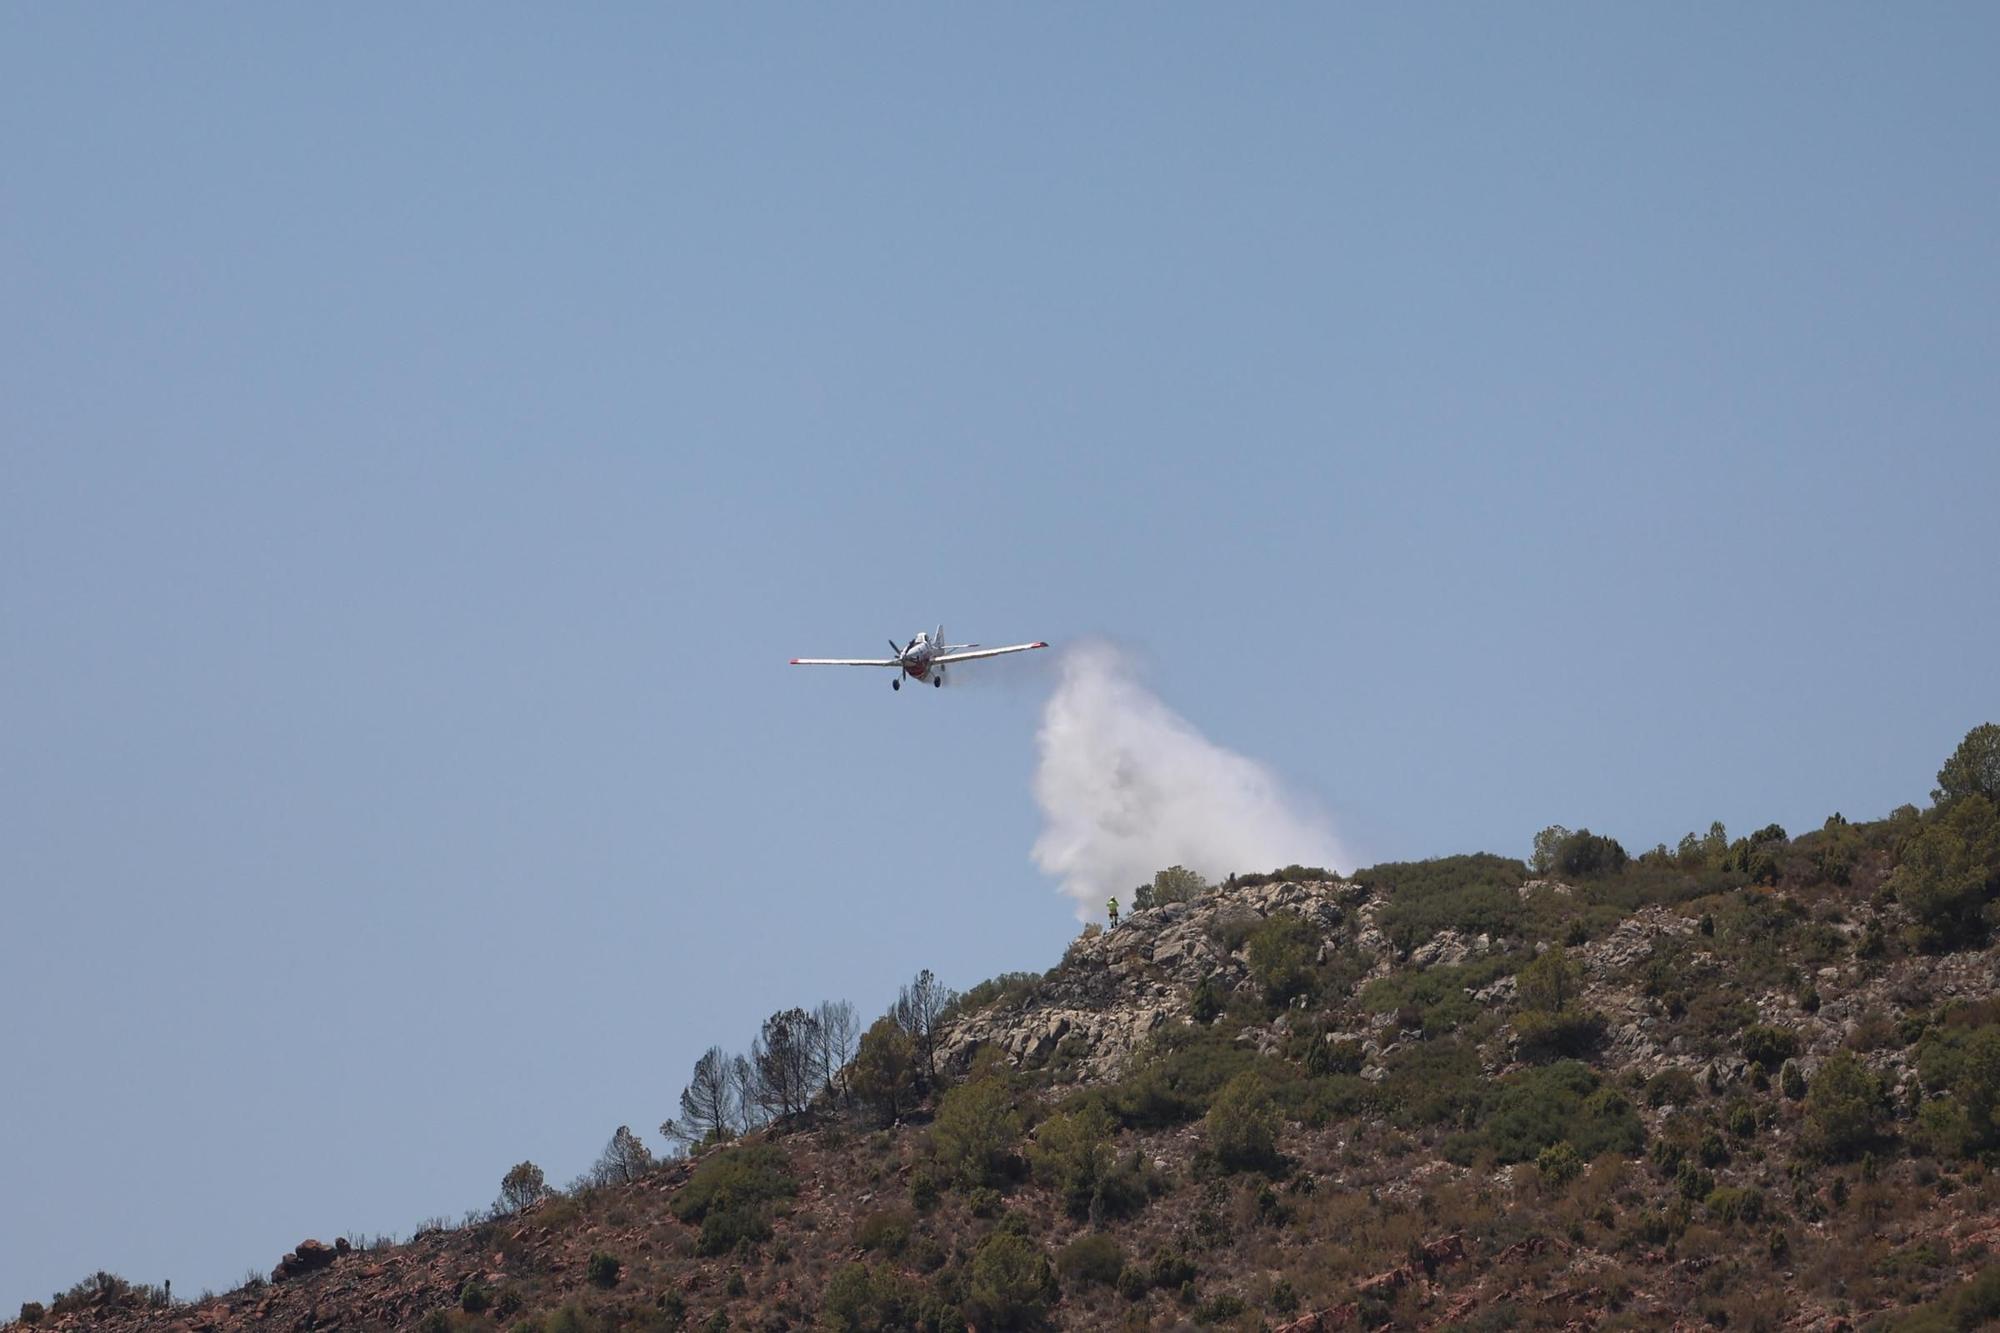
[892,678,901,691]
[933,674,943,688]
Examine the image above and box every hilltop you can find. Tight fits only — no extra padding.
[13,728,2000,1333]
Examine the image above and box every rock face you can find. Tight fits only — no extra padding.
[271,1238,343,1282]
[935,878,1362,1083]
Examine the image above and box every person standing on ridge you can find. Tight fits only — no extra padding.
[1107,896,1119,928]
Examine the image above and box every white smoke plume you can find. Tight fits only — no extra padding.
[1031,641,1346,919]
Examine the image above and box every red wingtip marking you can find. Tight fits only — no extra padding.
[1034,642,1048,649]
[789,659,801,664]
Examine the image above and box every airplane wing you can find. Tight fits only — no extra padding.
[931,642,1049,665]
[790,656,902,667]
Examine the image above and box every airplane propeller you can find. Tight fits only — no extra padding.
[889,639,904,659]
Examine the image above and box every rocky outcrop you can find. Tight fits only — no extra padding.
[270,1237,346,1282]
[935,878,1362,1083]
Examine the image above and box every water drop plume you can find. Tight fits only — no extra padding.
[1031,640,1345,919]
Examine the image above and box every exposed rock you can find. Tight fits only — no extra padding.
[935,877,1364,1083]
[271,1240,339,1283]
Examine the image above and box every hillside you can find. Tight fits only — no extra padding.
[14,744,2000,1332]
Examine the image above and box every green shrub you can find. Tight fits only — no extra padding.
[1360,956,1508,1035]
[965,1233,1056,1331]
[1360,853,1528,954]
[1645,1068,1701,1108]
[1149,1251,1198,1289]
[586,1253,620,1288]
[1704,1186,1765,1225]
[671,1144,796,1256]
[1203,1072,1281,1173]
[1517,945,1583,1014]
[1100,1023,1256,1128]
[1190,975,1226,1024]
[1246,913,1321,1007]
[1805,1051,1886,1160]
[1552,829,1629,879]
[1893,795,2000,952]
[1915,1023,2000,1158]
[19,1302,46,1325]
[1537,1141,1583,1190]
[1474,1061,1643,1164]
[931,1078,1022,1189]
[820,1262,922,1333]
[854,1208,914,1255]
[1515,1009,1607,1062]
[1197,1292,1248,1322]
[1781,1059,1807,1101]
[1741,1025,1800,1069]
[1055,1233,1124,1287]
[459,1281,491,1313]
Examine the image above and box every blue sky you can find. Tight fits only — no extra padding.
[3,4,1996,1310]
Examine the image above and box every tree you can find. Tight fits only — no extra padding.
[1531,825,1573,876]
[664,1046,738,1150]
[1518,944,1583,1014]
[850,1017,919,1126]
[1553,829,1628,879]
[751,1008,822,1122]
[1132,881,1156,911]
[1934,723,2000,809]
[893,969,954,1087]
[497,1161,549,1215]
[590,1126,654,1186]
[931,1077,1021,1188]
[1893,794,2000,951]
[814,999,860,1101]
[1150,865,1207,905]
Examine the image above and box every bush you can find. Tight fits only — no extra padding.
[931,1078,1022,1189]
[1099,1023,1257,1128]
[459,1281,491,1313]
[854,1208,914,1255]
[1029,1103,1114,1220]
[1360,853,1528,954]
[19,1302,46,1325]
[1705,1186,1765,1225]
[1203,1072,1281,1173]
[1517,945,1583,1013]
[1741,1025,1800,1069]
[821,1262,922,1333]
[671,1144,796,1256]
[1189,975,1226,1024]
[1645,1068,1701,1109]
[586,1253,620,1288]
[1515,1009,1607,1063]
[1781,1059,1807,1101]
[1245,913,1321,1007]
[1475,1061,1644,1164]
[1805,1051,1886,1160]
[1055,1233,1124,1287]
[1537,1141,1584,1191]
[965,1233,1056,1331]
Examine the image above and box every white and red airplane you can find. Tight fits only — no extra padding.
[790,627,1048,691]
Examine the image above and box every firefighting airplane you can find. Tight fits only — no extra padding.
[790,627,1048,691]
